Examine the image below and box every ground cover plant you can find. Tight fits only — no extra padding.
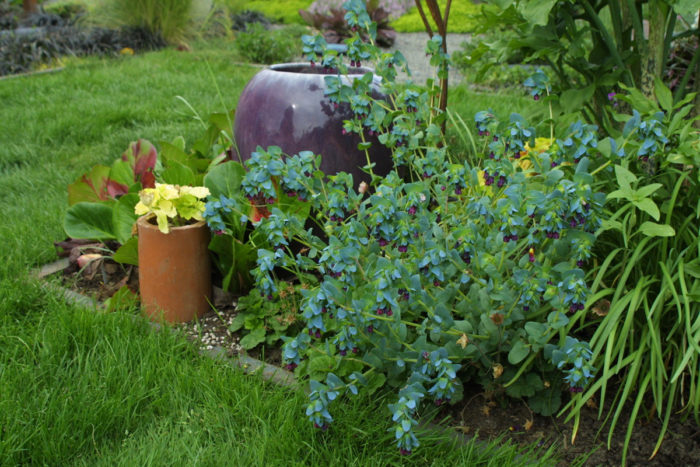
[240,1,606,455]
[0,35,558,465]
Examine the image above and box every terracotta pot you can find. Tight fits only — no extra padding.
[137,215,211,323]
[233,62,393,186]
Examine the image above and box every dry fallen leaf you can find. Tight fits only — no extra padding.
[585,397,598,409]
[490,313,505,326]
[457,333,469,349]
[455,425,471,434]
[492,363,504,379]
[592,299,611,317]
[524,419,534,431]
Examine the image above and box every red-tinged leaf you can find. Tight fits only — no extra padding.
[122,139,157,187]
[249,205,271,223]
[67,165,111,205]
[105,179,129,198]
[141,169,156,188]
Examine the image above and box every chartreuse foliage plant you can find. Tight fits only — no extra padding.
[562,80,700,464]
[134,183,210,233]
[240,1,604,455]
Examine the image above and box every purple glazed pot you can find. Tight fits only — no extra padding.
[233,63,392,186]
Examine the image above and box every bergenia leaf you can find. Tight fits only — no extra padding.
[67,165,112,205]
[122,139,157,188]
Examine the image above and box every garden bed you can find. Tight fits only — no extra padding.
[36,257,700,466]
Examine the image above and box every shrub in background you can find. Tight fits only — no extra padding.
[0,25,167,76]
[234,23,304,64]
[90,0,213,45]
[230,9,269,31]
[300,0,397,47]
[305,0,412,20]
[42,0,88,20]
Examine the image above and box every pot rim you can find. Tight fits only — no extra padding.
[268,62,375,77]
[136,214,207,232]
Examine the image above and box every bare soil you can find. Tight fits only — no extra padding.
[57,260,700,466]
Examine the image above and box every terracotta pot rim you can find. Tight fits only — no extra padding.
[268,62,375,76]
[136,214,207,232]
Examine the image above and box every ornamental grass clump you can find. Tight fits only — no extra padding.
[238,1,604,455]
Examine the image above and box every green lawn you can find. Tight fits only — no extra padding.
[0,39,556,465]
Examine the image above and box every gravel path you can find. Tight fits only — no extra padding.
[389,32,471,85]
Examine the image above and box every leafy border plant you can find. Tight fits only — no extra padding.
[242,0,603,455]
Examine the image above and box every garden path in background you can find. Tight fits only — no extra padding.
[389,32,471,85]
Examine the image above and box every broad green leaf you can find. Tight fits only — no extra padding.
[110,159,136,187]
[618,83,657,114]
[614,164,637,190]
[599,219,623,232]
[204,161,245,198]
[308,355,335,377]
[508,339,530,364]
[654,76,673,112]
[560,85,595,114]
[229,313,245,332]
[491,0,514,9]
[160,161,196,186]
[632,198,660,221]
[528,385,561,416]
[635,183,663,199]
[112,236,139,265]
[112,193,139,244]
[671,0,699,22]
[160,140,191,166]
[208,110,235,136]
[639,221,675,237]
[607,188,633,201]
[366,373,387,394]
[517,0,557,25]
[239,327,266,350]
[63,201,117,241]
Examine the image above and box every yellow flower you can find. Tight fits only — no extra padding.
[526,137,554,154]
[515,137,554,174]
[120,47,134,55]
